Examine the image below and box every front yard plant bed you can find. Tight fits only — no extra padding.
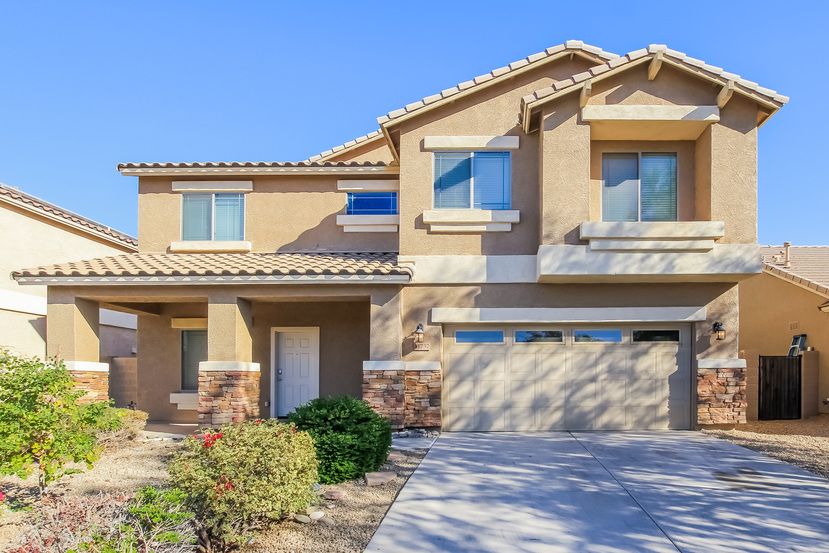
[704,415,829,479]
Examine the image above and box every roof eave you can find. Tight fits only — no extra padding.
[13,274,411,285]
[117,165,399,177]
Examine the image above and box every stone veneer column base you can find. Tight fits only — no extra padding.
[362,361,441,429]
[197,362,260,426]
[697,364,747,425]
[65,361,109,404]
[362,363,405,429]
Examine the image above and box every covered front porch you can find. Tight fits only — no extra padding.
[14,251,413,427]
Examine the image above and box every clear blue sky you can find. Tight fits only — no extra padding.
[1,1,826,244]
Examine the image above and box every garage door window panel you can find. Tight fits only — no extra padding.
[633,330,680,343]
[574,329,623,343]
[455,330,505,344]
[515,330,564,343]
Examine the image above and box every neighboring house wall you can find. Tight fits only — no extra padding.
[740,272,829,419]
[0,201,137,358]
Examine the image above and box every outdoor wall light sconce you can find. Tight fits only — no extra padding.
[712,321,726,341]
[413,323,430,351]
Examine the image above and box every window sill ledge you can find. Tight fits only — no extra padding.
[580,221,724,252]
[336,214,399,233]
[169,240,252,253]
[169,392,198,411]
[422,209,519,233]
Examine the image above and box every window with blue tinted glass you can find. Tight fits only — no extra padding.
[434,152,510,209]
[455,330,505,343]
[574,329,623,343]
[346,192,398,215]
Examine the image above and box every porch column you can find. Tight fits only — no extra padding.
[198,294,259,426]
[46,288,108,403]
[363,289,405,428]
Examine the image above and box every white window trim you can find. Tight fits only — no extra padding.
[432,151,512,211]
[180,192,246,241]
[601,152,678,223]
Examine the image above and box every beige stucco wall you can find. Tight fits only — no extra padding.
[540,64,760,245]
[137,176,398,253]
[326,138,395,164]
[395,57,596,255]
[0,309,47,357]
[133,299,369,422]
[740,273,829,419]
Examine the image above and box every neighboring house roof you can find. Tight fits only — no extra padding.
[0,183,137,250]
[376,40,619,128]
[761,245,829,298]
[117,160,396,176]
[520,44,789,131]
[305,130,385,163]
[12,252,412,282]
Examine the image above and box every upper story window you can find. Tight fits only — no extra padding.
[346,192,398,215]
[182,193,245,241]
[602,153,677,222]
[434,151,511,210]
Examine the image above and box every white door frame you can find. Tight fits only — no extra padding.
[270,326,320,418]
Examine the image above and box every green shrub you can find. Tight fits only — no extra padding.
[0,349,110,494]
[289,396,391,484]
[169,420,318,550]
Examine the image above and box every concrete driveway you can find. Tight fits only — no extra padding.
[366,432,829,552]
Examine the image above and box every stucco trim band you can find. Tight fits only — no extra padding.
[423,209,520,233]
[65,361,110,373]
[582,105,719,122]
[336,179,399,192]
[537,244,760,282]
[697,358,748,369]
[580,221,725,240]
[198,361,261,372]
[171,181,253,192]
[430,306,707,324]
[422,136,520,151]
[398,255,536,284]
[169,241,253,253]
[404,361,442,372]
[336,215,399,233]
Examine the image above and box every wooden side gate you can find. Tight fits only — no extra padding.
[758,355,802,420]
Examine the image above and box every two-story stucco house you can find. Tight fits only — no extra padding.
[12,41,787,430]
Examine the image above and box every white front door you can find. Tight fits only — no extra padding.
[272,327,320,417]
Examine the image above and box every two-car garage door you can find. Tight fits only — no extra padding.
[443,325,692,431]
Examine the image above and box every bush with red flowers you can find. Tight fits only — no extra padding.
[169,420,317,551]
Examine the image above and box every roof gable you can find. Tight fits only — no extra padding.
[761,246,829,298]
[377,40,618,129]
[0,184,137,250]
[521,44,788,132]
[305,130,387,163]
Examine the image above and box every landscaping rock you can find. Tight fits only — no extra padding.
[323,489,344,500]
[320,515,336,526]
[365,471,396,486]
[309,510,325,521]
[293,514,311,524]
[387,451,406,462]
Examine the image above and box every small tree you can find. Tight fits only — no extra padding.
[0,349,108,494]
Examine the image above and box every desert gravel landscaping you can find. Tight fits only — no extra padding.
[246,449,425,553]
[703,414,829,479]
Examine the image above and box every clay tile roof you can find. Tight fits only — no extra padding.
[0,183,137,250]
[305,130,385,162]
[377,40,619,126]
[761,245,829,297]
[116,160,389,170]
[12,252,411,282]
[521,44,789,124]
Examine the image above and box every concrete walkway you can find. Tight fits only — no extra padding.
[366,432,829,552]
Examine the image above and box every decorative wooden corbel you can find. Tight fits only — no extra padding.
[717,80,735,108]
[579,79,592,108]
[648,51,664,81]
